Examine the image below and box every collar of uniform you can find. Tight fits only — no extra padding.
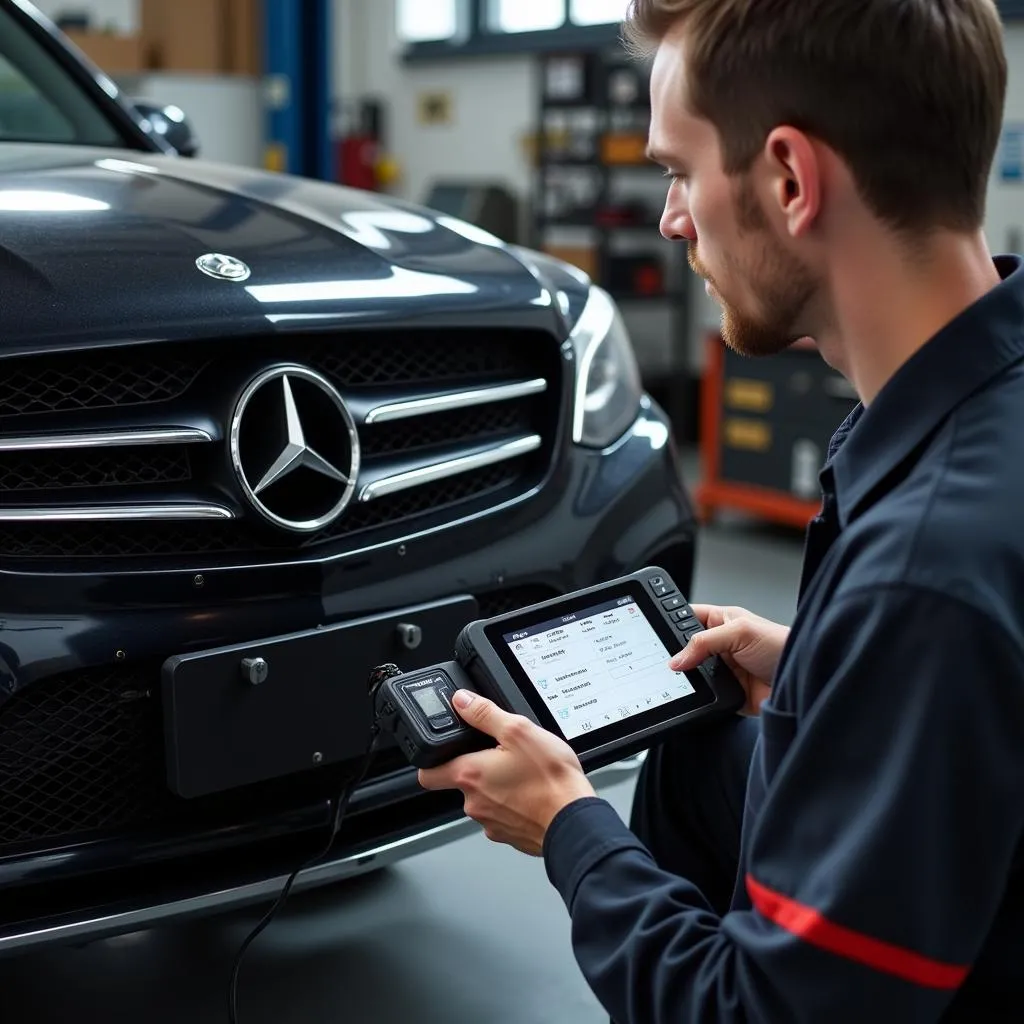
[830,254,1024,527]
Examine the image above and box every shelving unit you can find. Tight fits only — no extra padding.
[531,48,693,437]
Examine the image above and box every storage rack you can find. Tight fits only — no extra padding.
[531,48,694,439]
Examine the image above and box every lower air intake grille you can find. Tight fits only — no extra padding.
[0,666,163,847]
[0,585,561,852]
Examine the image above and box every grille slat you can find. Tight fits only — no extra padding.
[0,586,560,852]
[0,462,522,560]
[361,401,537,458]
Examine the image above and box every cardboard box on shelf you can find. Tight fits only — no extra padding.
[542,244,599,281]
[226,0,261,76]
[141,0,261,75]
[63,30,143,73]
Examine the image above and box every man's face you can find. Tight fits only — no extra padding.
[648,31,818,356]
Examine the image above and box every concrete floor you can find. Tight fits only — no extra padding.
[0,512,806,1024]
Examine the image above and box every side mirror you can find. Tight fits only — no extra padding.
[132,101,200,158]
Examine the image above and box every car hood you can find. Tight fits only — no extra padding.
[0,146,587,354]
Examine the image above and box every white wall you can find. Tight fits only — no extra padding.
[335,0,536,214]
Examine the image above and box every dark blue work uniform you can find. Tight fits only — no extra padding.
[543,255,1024,1022]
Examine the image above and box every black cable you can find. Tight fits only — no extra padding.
[228,728,382,1024]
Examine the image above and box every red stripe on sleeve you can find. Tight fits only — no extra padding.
[746,874,969,990]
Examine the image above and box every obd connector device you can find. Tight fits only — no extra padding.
[374,567,744,771]
[373,661,486,768]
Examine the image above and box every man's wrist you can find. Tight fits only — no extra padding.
[541,776,597,832]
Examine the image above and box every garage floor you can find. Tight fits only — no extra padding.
[0,514,805,1024]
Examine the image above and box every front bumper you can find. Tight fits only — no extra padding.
[0,755,643,957]
[0,398,695,952]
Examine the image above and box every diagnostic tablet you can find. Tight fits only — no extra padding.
[374,567,744,770]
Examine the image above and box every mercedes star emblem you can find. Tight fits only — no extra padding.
[230,365,361,532]
[196,252,251,282]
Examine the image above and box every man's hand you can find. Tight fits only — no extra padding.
[671,605,789,715]
[418,691,597,856]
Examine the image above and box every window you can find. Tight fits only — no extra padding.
[397,0,463,43]
[570,0,631,26]
[401,0,627,59]
[488,0,566,34]
[0,6,121,146]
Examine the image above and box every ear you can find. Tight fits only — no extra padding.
[763,127,822,237]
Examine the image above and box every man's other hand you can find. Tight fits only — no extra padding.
[671,605,789,715]
[418,691,597,856]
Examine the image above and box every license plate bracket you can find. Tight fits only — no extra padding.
[162,595,478,798]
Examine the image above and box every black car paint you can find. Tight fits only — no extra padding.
[0,1,697,948]
[0,146,577,351]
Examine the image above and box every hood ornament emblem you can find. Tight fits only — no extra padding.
[196,252,251,282]
[230,365,361,533]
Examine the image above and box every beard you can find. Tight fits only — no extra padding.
[689,178,818,357]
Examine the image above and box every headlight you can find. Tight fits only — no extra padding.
[570,286,643,448]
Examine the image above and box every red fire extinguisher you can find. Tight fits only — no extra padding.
[339,99,384,191]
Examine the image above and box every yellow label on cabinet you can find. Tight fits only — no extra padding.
[724,378,774,412]
[723,418,772,452]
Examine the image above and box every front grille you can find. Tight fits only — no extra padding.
[0,463,519,560]
[0,329,562,569]
[0,446,191,493]
[0,585,560,852]
[0,352,203,416]
[0,333,540,422]
[306,334,536,389]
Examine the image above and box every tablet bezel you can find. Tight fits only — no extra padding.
[483,579,717,755]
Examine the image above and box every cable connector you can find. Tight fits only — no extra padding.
[367,662,403,701]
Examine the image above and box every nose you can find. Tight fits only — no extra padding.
[660,183,696,242]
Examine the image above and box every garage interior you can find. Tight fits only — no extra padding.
[1,0,1023,1020]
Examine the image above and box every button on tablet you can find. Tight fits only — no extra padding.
[649,575,677,598]
[671,609,693,622]
[674,618,699,633]
[661,595,684,612]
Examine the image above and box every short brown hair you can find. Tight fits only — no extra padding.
[625,0,1007,233]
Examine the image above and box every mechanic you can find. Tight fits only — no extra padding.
[419,0,1024,1020]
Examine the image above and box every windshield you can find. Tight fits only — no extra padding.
[0,4,123,145]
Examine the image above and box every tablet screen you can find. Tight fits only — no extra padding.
[502,595,695,740]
